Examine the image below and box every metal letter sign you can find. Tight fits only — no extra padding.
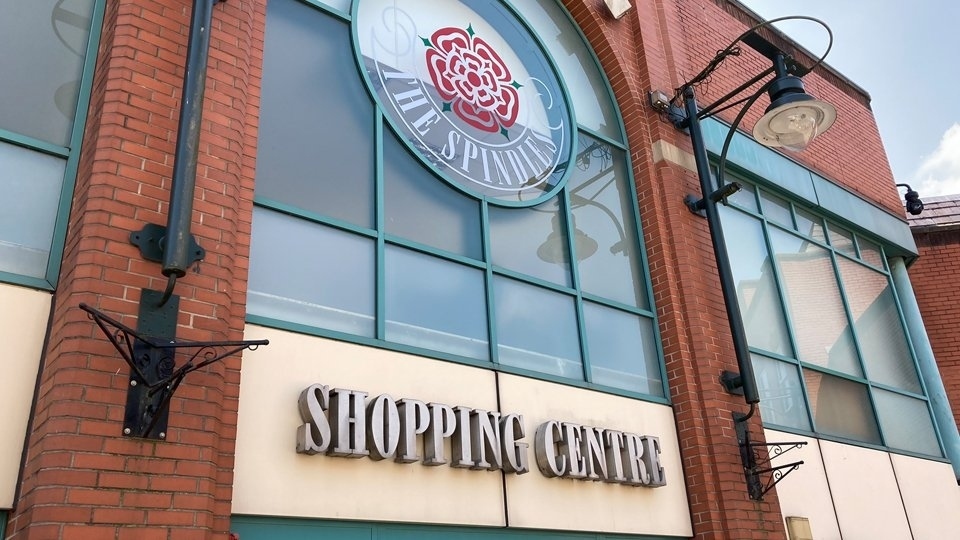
[295,383,666,488]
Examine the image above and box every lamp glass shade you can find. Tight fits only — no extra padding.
[753,96,836,152]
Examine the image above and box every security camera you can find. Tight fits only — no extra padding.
[897,184,924,216]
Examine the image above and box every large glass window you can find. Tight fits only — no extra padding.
[720,178,942,456]
[0,0,101,284]
[248,0,664,399]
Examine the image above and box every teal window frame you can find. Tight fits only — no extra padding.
[230,515,684,540]
[722,172,946,459]
[247,0,667,403]
[0,0,105,290]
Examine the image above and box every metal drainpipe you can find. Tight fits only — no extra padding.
[890,256,960,480]
[160,0,216,303]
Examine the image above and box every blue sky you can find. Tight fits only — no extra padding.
[738,1,960,198]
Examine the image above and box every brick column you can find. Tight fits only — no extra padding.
[6,0,262,538]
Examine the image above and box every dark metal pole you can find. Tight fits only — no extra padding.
[163,0,216,279]
[682,86,760,404]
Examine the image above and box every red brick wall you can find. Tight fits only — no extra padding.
[910,230,960,427]
[6,0,262,538]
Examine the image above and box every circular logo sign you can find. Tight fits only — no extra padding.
[354,0,574,205]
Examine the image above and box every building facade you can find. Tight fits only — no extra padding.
[2,0,959,539]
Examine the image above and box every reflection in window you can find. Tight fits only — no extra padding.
[248,208,375,337]
[794,207,825,241]
[836,258,920,392]
[583,302,662,396]
[385,246,488,359]
[489,199,571,286]
[804,371,880,443]
[759,190,792,229]
[827,224,856,256]
[719,206,792,357]
[0,0,98,284]
[873,389,941,455]
[0,142,67,278]
[525,0,621,140]
[494,277,582,378]
[769,228,861,376]
[254,1,374,228]
[569,135,648,309]
[0,0,95,146]
[753,354,810,430]
[385,128,482,258]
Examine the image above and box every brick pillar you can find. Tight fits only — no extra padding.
[6,0,261,538]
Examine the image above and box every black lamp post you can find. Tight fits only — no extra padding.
[658,16,836,499]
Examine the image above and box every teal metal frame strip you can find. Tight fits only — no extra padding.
[890,257,960,477]
[701,116,917,258]
[230,515,685,540]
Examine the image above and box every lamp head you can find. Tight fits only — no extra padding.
[897,183,924,215]
[753,74,836,152]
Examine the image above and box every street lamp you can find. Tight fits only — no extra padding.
[654,16,835,499]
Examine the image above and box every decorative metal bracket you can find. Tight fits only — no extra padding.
[734,413,806,500]
[130,223,205,267]
[79,302,268,440]
[684,182,741,217]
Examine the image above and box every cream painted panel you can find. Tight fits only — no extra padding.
[499,374,692,537]
[0,285,50,508]
[819,441,911,539]
[233,325,504,526]
[764,430,841,540]
[890,453,960,539]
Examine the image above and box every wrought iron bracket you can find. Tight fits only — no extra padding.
[734,412,806,500]
[79,301,268,440]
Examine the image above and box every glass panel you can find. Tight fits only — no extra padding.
[0,0,95,146]
[827,223,856,256]
[385,246,488,360]
[804,371,880,444]
[248,208,375,337]
[726,179,758,213]
[255,0,374,228]
[836,258,921,392]
[525,0,620,140]
[0,141,67,278]
[873,389,941,456]
[759,190,792,229]
[583,303,662,396]
[794,207,825,242]
[384,127,482,258]
[489,199,571,286]
[769,228,861,376]
[494,277,582,378]
[753,355,810,430]
[857,237,884,269]
[719,206,792,357]
[569,135,647,308]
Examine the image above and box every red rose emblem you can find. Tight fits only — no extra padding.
[425,25,520,136]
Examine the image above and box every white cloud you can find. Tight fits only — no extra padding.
[913,123,960,196]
